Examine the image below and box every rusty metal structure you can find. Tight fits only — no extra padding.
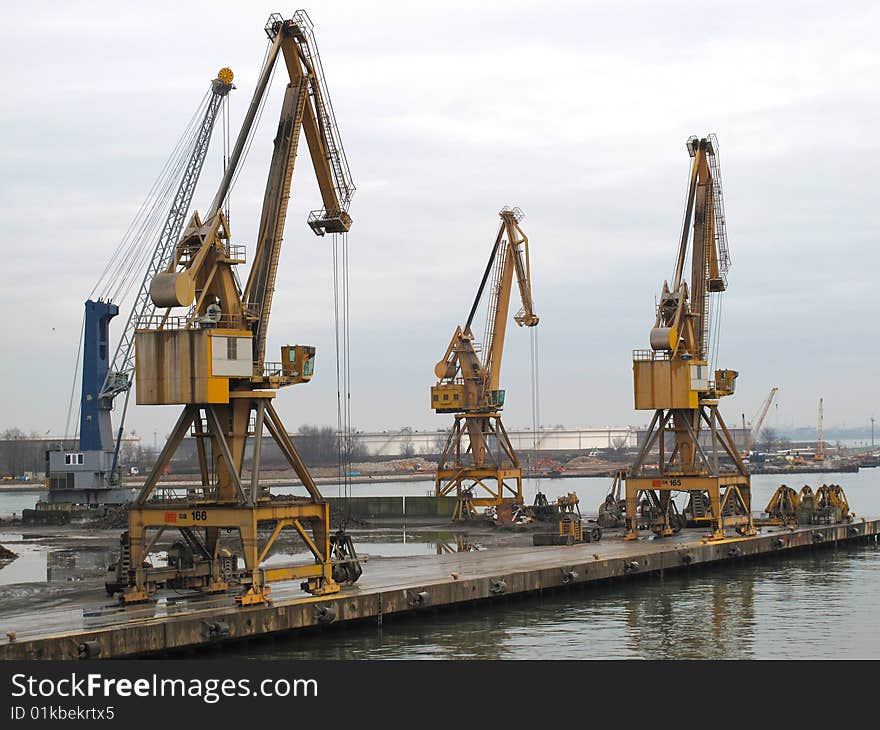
[624,135,755,541]
[759,483,853,526]
[109,12,359,606]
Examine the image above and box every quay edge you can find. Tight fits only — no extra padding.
[1,519,878,660]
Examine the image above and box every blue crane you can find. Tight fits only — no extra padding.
[46,70,234,505]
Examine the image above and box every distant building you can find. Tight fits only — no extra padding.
[634,427,752,454]
[0,437,142,481]
[358,427,638,457]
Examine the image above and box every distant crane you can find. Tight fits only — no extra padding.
[743,387,778,455]
[432,207,539,520]
[816,397,825,461]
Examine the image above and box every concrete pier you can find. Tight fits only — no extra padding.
[1,519,877,660]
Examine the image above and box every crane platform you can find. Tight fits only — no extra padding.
[1,519,877,660]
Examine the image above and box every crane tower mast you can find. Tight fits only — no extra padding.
[110,12,359,606]
[623,135,755,541]
[432,207,539,520]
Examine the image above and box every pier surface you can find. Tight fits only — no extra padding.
[1,519,877,659]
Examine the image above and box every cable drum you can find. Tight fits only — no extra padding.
[650,326,677,351]
[149,271,195,308]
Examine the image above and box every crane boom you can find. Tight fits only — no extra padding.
[745,387,778,453]
[243,12,354,367]
[665,134,728,360]
[482,208,538,392]
[435,207,538,402]
[102,72,234,404]
[103,72,233,485]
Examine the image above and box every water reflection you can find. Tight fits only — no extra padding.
[0,534,115,586]
[435,535,485,554]
[622,571,758,659]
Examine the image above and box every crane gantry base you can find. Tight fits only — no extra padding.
[436,467,524,521]
[110,395,353,606]
[624,474,755,541]
[435,413,524,521]
[622,404,756,541]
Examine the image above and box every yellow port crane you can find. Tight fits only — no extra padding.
[432,207,539,520]
[110,12,359,606]
[623,135,755,541]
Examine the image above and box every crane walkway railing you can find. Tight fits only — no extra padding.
[136,314,245,331]
[633,349,671,362]
[177,242,246,266]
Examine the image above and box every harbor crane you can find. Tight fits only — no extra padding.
[46,70,234,505]
[743,387,778,455]
[622,135,755,541]
[108,12,360,606]
[432,207,539,520]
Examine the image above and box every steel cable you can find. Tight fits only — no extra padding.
[63,313,86,444]
[90,92,210,302]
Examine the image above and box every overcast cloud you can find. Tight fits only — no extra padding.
[1,0,878,441]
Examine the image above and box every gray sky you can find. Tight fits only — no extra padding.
[1,0,878,443]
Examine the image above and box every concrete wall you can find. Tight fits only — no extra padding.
[327,495,456,518]
[358,427,639,457]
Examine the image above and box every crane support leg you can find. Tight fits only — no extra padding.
[116,393,347,605]
[435,414,523,521]
[623,405,755,541]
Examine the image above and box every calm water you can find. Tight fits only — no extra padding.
[4,471,877,517]
[2,470,878,659]
[0,488,44,519]
[217,543,880,660]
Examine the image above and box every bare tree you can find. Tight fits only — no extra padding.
[292,425,366,466]
[433,430,450,454]
[760,427,779,452]
[611,435,628,451]
[400,427,415,457]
